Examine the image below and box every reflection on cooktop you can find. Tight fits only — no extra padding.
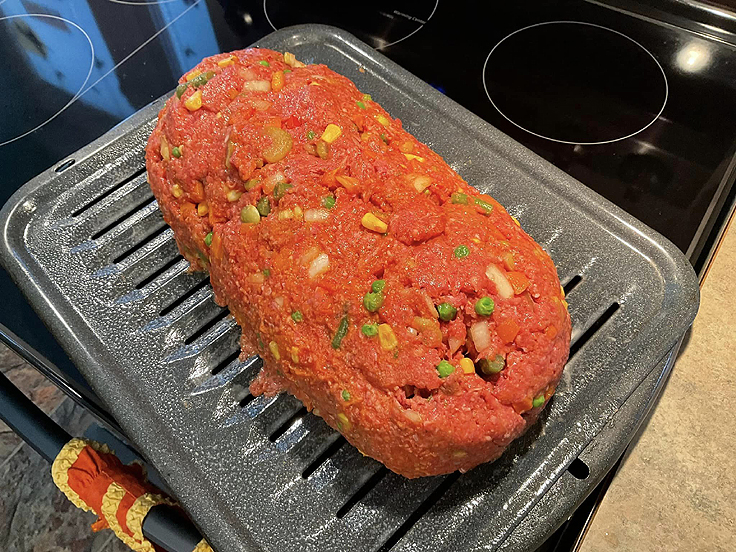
[264,0,438,49]
[0,13,94,146]
[483,21,668,145]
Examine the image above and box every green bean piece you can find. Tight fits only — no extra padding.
[175,83,189,99]
[341,389,351,401]
[291,311,303,322]
[332,315,349,349]
[475,197,494,213]
[451,192,468,205]
[204,232,213,247]
[273,182,293,199]
[307,130,316,140]
[259,60,270,66]
[256,196,271,216]
[356,101,366,110]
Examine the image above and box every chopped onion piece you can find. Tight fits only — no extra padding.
[242,80,271,92]
[403,410,422,423]
[470,320,491,353]
[448,336,463,354]
[304,208,330,222]
[308,253,329,279]
[485,264,514,299]
[411,174,433,192]
[300,246,320,266]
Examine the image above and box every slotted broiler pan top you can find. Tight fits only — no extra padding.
[0,26,698,552]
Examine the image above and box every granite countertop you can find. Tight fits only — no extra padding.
[580,220,736,551]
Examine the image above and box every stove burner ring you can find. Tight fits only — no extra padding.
[0,14,94,148]
[107,0,182,5]
[483,21,669,145]
[263,0,439,49]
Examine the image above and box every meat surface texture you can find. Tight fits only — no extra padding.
[146,48,571,478]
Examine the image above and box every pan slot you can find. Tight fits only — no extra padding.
[92,197,157,240]
[112,223,169,265]
[569,302,620,359]
[567,458,590,480]
[159,278,210,317]
[212,349,241,376]
[135,254,183,290]
[72,168,145,217]
[562,274,583,295]
[377,472,461,552]
[184,308,229,345]
[302,436,346,479]
[336,467,389,519]
[269,407,308,442]
[239,393,256,408]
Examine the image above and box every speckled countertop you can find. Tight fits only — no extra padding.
[579,220,736,552]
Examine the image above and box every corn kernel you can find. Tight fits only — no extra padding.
[171,184,183,198]
[361,212,388,233]
[197,203,209,216]
[375,114,390,127]
[510,215,521,226]
[378,324,398,351]
[459,357,475,375]
[217,56,235,68]
[404,153,425,162]
[226,189,243,202]
[337,412,351,432]
[321,124,342,144]
[268,340,280,360]
[293,205,303,219]
[184,89,202,111]
[290,347,300,363]
[185,69,201,82]
[278,209,294,220]
[560,285,565,298]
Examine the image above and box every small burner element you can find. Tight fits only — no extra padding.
[483,21,668,145]
[0,14,94,147]
[264,0,438,49]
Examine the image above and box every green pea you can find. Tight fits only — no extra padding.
[454,245,470,259]
[363,292,384,312]
[262,268,271,278]
[332,315,349,349]
[436,360,455,378]
[284,69,292,73]
[171,146,182,158]
[322,195,336,209]
[356,101,366,110]
[371,280,386,293]
[259,60,270,67]
[204,232,213,247]
[436,302,457,321]
[307,130,316,140]
[479,354,505,375]
[532,395,545,408]
[451,192,468,205]
[175,82,189,99]
[361,323,379,337]
[475,296,494,316]
[256,196,271,216]
[291,311,303,322]
[273,182,293,199]
[341,389,351,401]
[475,197,494,213]
[190,71,214,88]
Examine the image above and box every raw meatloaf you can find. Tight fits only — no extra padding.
[146,48,571,478]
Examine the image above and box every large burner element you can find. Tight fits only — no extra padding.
[0,14,94,147]
[483,21,668,145]
[264,0,438,49]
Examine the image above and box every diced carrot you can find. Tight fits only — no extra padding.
[335,175,359,193]
[496,318,520,344]
[322,168,340,187]
[180,201,196,218]
[513,397,534,414]
[501,251,515,271]
[271,70,285,92]
[505,271,530,295]
[210,231,223,262]
[190,181,205,203]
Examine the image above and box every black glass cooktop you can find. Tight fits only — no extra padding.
[1,0,735,549]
